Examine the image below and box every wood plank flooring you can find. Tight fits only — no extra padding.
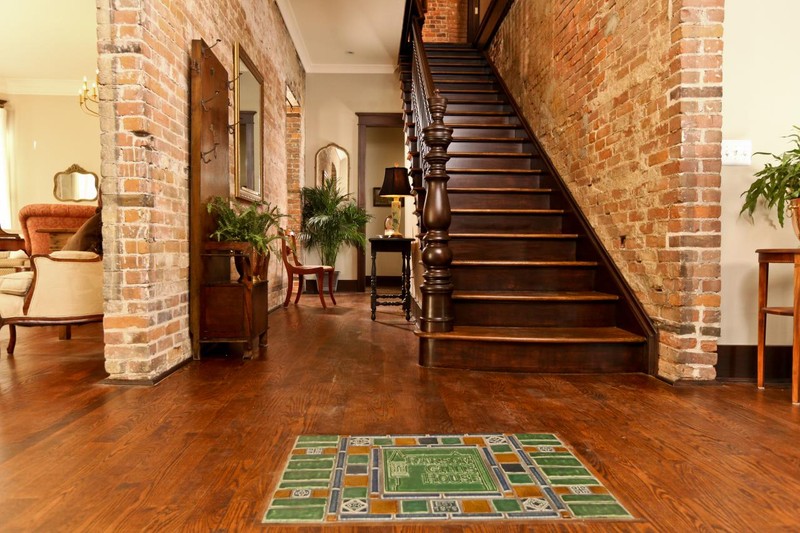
[1,294,799,531]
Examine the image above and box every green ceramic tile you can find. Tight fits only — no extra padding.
[287,459,335,469]
[298,435,339,443]
[348,454,369,464]
[492,499,522,512]
[562,494,617,503]
[440,437,462,444]
[516,433,559,441]
[506,473,533,484]
[383,447,497,494]
[282,470,332,481]
[270,498,327,507]
[401,500,429,513]
[343,487,368,499]
[569,503,630,517]
[265,506,326,521]
[548,477,601,486]
[540,466,591,477]
[534,457,582,467]
[490,444,512,453]
[296,442,338,449]
[278,481,331,489]
[530,452,575,458]
[373,437,393,445]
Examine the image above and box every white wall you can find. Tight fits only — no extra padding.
[1,93,100,232]
[304,73,402,279]
[721,1,800,345]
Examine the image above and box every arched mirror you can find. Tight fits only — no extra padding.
[314,143,349,194]
[234,43,264,202]
[53,163,99,202]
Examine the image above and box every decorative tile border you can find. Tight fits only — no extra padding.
[263,433,633,524]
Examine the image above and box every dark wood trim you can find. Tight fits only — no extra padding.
[305,279,360,293]
[474,0,515,50]
[467,0,481,42]
[0,100,6,108]
[101,357,192,386]
[482,52,659,375]
[356,113,404,294]
[717,344,792,383]
[365,275,403,287]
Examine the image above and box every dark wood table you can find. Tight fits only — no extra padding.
[0,228,24,252]
[756,248,800,404]
[369,237,413,321]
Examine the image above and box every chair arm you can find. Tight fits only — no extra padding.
[24,252,103,317]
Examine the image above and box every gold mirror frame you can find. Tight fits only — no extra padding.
[53,163,99,202]
[234,43,264,202]
[314,143,350,195]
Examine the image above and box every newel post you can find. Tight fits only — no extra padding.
[420,92,454,333]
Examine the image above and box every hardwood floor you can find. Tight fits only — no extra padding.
[1,294,799,531]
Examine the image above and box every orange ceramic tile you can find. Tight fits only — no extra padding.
[394,438,417,446]
[514,485,543,498]
[323,447,338,454]
[344,475,369,487]
[463,437,485,446]
[555,447,568,453]
[291,449,305,455]
[523,446,537,453]
[590,486,609,494]
[273,489,292,498]
[494,453,518,463]
[348,446,370,454]
[370,499,399,514]
[462,500,491,513]
[312,489,329,498]
[553,487,572,495]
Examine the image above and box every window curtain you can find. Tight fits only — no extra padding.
[0,104,11,229]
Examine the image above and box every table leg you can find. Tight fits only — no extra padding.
[403,250,411,321]
[757,261,768,390]
[371,248,377,320]
[793,256,800,404]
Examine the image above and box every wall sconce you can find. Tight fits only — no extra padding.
[79,70,99,117]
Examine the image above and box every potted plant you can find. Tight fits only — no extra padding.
[301,177,371,290]
[206,196,286,280]
[741,126,800,240]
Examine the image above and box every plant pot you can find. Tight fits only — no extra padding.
[791,198,800,241]
[233,249,268,281]
[306,270,339,293]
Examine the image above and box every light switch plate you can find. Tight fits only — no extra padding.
[721,139,752,166]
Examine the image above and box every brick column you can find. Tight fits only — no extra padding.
[422,0,468,43]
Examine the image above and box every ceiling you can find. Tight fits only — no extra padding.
[0,0,405,95]
[276,0,406,74]
[0,0,98,95]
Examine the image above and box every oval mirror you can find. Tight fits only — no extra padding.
[53,164,99,202]
[234,43,264,202]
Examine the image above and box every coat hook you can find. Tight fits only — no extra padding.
[227,72,243,90]
[201,38,222,58]
[200,90,220,112]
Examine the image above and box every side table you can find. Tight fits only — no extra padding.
[756,248,800,404]
[369,237,413,321]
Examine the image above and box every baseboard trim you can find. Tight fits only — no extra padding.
[101,356,192,386]
[305,279,362,293]
[716,344,792,383]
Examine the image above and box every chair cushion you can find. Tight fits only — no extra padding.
[49,251,100,260]
[61,211,102,254]
[0,271,34,296]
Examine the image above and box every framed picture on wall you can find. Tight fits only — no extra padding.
[373,187,405,208]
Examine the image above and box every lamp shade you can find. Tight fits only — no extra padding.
[379,166,411,197]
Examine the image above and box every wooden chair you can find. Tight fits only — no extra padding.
[280,230,336,309]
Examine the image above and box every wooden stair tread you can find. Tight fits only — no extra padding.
[451,208,563,214]
[449,152,534,157]
[417,326,645,344]
[452,260,598,267]
[447,187,551,193]
[451,136,527,142]
[446,100,507,105]
[431,70,490,75]
[445,111,515,116]
[453,291,619,302]
[450,232,579,239]
[448,123,524,129]
[437,89,500,94]
[448,168,542,174]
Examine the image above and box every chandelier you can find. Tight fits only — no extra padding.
[79,70,99,117]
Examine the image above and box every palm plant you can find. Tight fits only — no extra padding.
[207,196,286,256]
[301,177,371,267]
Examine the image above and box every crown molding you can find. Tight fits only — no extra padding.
[276,0,312,71]
[0,78,82,96]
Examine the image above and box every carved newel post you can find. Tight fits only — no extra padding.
[420,91,454,333]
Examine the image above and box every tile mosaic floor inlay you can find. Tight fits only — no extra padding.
[262,433,634,524]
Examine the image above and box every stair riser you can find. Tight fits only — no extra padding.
[437,91,501,101]
[419,339,646,373]
[445,115,519,126]
[446,102,509,112]
[448,174,543,188]
[432,73,493,82]
[427,55,485,61]
[448,193,551,209]
[436,81,497,91]
[450,214,563,233]
[447,156,532,169]
[453,301,617,327]
[430,66,490,75]
[452,266,595,291]
[449,139,532,152]
[450,238,576,261]
[449,126,521,137]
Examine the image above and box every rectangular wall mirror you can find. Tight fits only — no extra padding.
[234,43,264,202]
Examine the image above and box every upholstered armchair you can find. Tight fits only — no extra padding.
[0,251,103,354]
[18,204,96,255]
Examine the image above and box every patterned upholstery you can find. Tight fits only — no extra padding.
[18,204,96,256]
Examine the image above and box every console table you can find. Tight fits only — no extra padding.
[369,237,413,321]
[756,248,800,404]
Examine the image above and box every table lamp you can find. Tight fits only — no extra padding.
[379,165,411,238]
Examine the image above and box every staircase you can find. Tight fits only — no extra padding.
[401,43,654,374]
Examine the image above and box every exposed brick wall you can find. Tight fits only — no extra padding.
[286,108,303,232]
[489,0,723,381]
[97,0,305,381]
[422,0,468,43]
